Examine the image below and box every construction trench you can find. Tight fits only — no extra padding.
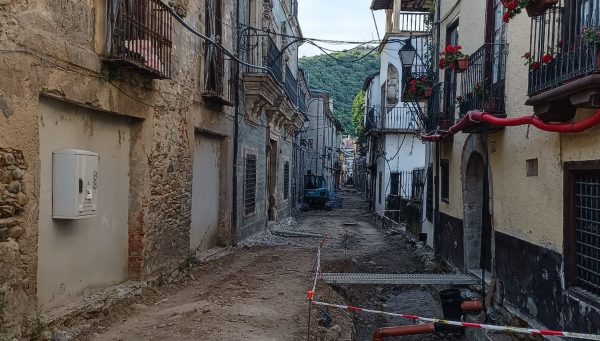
[49,189,593,340]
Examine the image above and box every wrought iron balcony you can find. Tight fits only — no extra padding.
[526,0,600,122]
[267,36,284,85]
[285,66,299,107]
[458,43,507,132]
[426,82,456,133]
[366,105,418,133]
[106,0,173,79]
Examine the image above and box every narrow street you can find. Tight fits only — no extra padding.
[59,189,446,341]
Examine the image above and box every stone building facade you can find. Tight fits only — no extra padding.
[235,0,306,237]
[0,0,306,338]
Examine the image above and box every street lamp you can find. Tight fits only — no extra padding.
[398,39,416,69]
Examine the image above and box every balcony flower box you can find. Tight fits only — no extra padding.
[526,0,559,17]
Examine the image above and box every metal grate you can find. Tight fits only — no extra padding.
[284,161,290,200]
[284,66,298,107]
[244,154,257,215]
[574,171,600,295]
[267,36,283,84]
[412,169,425,202]
[322,273,478,285]
[107,0,173,78]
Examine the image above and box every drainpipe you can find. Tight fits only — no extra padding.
[372,300,484,341]
[421,109,600,142]
[231,0,241,245]
[373,324,436,341]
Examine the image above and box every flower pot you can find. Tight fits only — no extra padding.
[456,58,470,73]
[424,87,433,98]
[526,0,559,17]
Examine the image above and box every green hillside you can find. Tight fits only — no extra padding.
[299,48,380,134]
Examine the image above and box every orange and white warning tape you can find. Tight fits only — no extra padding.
[309,301,600,340]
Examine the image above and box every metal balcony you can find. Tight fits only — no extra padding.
[106,0,173,79]
[366,106,418,133]
[426,82,457,132]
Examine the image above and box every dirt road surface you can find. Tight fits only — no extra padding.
[62,188,446,341]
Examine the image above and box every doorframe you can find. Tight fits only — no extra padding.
[461,134,495,273]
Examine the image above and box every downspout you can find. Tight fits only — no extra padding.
[433,0,442,237]
[231,0,241,245]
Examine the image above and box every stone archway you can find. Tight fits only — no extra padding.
[461,134,493,272]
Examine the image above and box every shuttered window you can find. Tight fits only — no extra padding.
[244,154,257,215]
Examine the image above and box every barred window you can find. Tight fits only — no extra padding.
[284,161,290,200]
[244,154,257,215]
[566,165,600,297]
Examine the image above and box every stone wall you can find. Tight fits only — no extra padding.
[0,148,27,240]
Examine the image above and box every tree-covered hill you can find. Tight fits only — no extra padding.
[299,48,380,134]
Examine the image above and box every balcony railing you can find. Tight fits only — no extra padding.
[527,1,600,95]
[426,82,456,131]
[459,43,507,117]
[366,106,418,132]
[267,36,283,85]
[107,0,173,79]
[394,12,430,33]
[298,90,308,113]
[285,66,299,107]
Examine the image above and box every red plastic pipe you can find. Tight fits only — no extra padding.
[373,324,436,341]
[460,300,484,312]
[421,109,600,142]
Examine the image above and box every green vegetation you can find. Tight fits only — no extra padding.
[299,48,380,134]
[351,91,366,155]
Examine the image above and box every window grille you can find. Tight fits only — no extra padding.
[205,0,225,96]
[284,161,290,200]
[107,0,173,78]
[244,154,257,215]
[573,170,600,296]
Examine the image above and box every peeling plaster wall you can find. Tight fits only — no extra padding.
[0,0,236,337]
[37,97,131,313]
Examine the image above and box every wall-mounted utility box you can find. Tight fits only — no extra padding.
[53,149,98,219]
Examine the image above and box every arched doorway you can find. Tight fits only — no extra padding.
[462,151,492,272]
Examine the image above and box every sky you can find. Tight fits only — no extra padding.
[298,0,386,57]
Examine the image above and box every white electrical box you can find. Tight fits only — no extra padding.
[52,149,98,219]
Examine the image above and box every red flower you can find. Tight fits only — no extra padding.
[503,12,511,23]
[531,62,541,71]
[445,45,456,54]
[542,53,554,64]
[439,58,447,69]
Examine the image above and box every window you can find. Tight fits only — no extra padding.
[426,166,433,222]
[308,139,313,149]
[284,161,290,200]
[390,172,400,196]
[107,0,173,78]
[441,159,449,203]
[204,0,225,96]
[244,154,257,215]
[565,163,600,297]
[378,171,383,204]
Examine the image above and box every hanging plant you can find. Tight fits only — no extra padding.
[502,0,559,22]
[522,51,555,72]
[408,76,432,98]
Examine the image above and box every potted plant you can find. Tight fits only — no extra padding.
[407,76,432,99]
[439,45,470,72]
[501,0,559,22]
